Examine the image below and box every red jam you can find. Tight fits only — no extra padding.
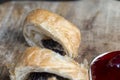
[91,51,120,80]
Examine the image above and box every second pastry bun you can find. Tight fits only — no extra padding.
[9,47,88,80]
[23,9,81,58]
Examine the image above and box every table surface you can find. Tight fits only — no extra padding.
[0,0,120,79]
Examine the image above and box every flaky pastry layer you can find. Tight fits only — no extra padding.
[9,47,88,80]
[23,9,81,58]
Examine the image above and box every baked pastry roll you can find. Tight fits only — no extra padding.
[23,9,81,58]
[9,47,88,80]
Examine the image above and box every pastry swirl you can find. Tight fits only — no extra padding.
[23,9,81,58]
[9,47,88,80]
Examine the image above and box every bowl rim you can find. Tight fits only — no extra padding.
[89,51,110,80]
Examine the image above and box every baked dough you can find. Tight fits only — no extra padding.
[9,47,88,80]
[23,9,81,58]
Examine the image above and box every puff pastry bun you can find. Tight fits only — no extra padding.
[9,47,88,80]
[23,9,81,58]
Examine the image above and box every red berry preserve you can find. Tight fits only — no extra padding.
[91,51,120,80]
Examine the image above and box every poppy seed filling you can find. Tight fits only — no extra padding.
[27,72,69,80]
[41,39,65,56]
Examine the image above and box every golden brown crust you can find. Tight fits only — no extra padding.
[23,9,81,58]
[10,47,88,80]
